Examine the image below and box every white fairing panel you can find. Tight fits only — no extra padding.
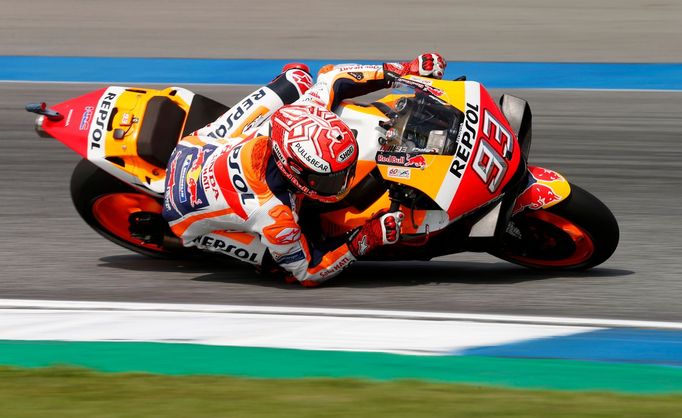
[335,104,386,163]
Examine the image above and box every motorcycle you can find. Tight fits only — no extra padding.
[26,74,619,271]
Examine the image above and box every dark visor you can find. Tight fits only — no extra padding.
[301,163,356,196]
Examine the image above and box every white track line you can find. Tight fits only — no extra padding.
[0,299,598,355]
[2,299,681,330]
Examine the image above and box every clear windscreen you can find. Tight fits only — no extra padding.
[380,81,464,156]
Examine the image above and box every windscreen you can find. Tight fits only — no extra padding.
[380,82,464,156]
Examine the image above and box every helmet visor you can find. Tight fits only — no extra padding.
[302,163,356,197]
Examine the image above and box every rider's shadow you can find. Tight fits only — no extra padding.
[98,255,633,288]
[326,260,633,288]
[191,260,633,288]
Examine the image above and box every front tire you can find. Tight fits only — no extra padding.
[493,183,619,270]
[70,159,195,258]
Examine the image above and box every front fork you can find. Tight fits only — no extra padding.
[467,164,570,251]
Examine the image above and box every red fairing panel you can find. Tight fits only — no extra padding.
[41,88,107,158]
[438,82,523,220]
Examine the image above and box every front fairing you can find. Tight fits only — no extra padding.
[374,77,524,221]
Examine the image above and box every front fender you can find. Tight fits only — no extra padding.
[511,166,571,215]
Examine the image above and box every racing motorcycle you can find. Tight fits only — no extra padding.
[26,74,619,271]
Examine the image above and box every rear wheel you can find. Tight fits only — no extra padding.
[492,183,619,270]
[70,159,197,258]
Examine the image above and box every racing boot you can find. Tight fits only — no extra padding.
[128,211,168,246]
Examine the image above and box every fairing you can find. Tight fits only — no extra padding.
[326,77,525,237]
[512,166,571,214]
[38,88,107,158]
[36,86,195,195]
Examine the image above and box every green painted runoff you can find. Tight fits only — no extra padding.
[1,340,682,393]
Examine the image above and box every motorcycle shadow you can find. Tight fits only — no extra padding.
[98,255,633,288]
[331,260,633,288]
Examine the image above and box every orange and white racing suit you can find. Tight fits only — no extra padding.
[162,64,391,285]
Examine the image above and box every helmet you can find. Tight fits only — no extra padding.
[270,104,358,203]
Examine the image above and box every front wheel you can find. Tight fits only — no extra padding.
[70,159,198,258]
[492,183,619,270]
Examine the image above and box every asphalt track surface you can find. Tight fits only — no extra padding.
[1,82,681,321]
[3,0,682,63]
[1,0,681,322]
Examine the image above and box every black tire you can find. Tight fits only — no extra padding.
[70,159,197,259]
[492,183,619,270]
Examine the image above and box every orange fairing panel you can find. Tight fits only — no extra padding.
[376,154,453,201]
[87,87,193,192]
[319,192,448,236]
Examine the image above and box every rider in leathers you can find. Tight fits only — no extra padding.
[158,53,447,287]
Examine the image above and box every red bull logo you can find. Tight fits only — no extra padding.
[405,155,427,169]
[187,177,201,207]
[530,166,562,182]
[513,182,563,215]
[164,157,178,212]
[186,151,206,206]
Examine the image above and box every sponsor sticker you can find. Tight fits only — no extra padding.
[337,144,355,163]
[64,109,73,127]
[89,90,121,152]
[120,113,132,126]
[449,101,479,178]
[348,72,364,81]
[178,154,193,204]
[387,167,411,179]
[292,141,331,172]
[376,152,428,169]
[319,255,354,278]
[192,235,261,263]
[274,250,306,264]
[274,227,301,245]
[512,181,563,215]
[286,69,313,95]
[207,89,267,139]
[79,106,94,131]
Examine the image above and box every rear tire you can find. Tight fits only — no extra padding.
[70,159,197,258]
[492,183,619,270]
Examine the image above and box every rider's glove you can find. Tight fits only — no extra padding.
[348,211,404,257]
[383,53,447,80]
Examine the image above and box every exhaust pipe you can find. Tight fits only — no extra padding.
[33,115,53,138]
[26,102,62,139]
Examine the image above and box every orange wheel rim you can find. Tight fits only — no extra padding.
[91,193,166,251]
[510,210,595,268]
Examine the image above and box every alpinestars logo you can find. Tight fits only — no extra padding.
[275,227,301,245]
[287,70,313,95]
[358,235,369,256]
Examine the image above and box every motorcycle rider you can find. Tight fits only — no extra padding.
[133,53,446,287]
